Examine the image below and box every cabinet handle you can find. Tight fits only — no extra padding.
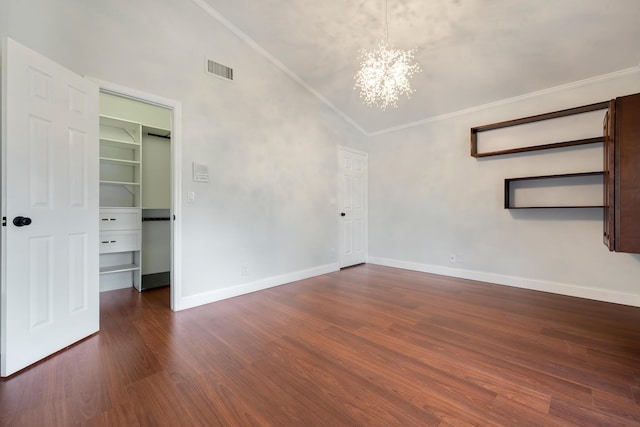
[101,240,117,244]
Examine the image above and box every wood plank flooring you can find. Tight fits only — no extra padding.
[2,264,640,426]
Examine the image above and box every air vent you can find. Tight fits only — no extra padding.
[206,59,233,81]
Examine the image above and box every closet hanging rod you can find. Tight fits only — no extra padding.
[147,132,171,139]
[142,217,171,221]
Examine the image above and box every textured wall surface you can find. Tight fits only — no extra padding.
[369,69,640,303]
[1,0,366,305]
[3,0,640,308]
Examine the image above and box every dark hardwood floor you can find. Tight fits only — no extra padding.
[2,264,640,426]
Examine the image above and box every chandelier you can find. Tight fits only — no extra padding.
[354,0,420,110]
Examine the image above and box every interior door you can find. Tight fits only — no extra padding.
[1,38,99,377]
[338,147,367,268]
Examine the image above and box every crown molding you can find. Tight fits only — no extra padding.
[188,2,640,139]
[190,0,368,136]
[368,66,640,136]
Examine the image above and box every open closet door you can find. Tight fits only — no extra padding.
[1,38,99,377]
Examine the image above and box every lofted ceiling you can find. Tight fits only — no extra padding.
[197,0,640,135]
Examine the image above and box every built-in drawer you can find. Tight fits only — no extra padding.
[99,208,141,231]
[99,230,141,254]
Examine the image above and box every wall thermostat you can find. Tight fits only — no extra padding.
[192,162,209,183]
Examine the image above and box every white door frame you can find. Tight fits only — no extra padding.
[337,145,368,268]
[91,79,182,310]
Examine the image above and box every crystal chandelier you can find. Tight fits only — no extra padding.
[354,0,420,110]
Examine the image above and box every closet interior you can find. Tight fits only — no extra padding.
[98,92,172,292]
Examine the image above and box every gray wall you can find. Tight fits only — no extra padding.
[1,0,366,307]
[3,0,640,307]
[368,69,640,305]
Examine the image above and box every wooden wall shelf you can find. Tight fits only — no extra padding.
[471,92,640,253]
[504,171,604,209]
[471,101,609,158]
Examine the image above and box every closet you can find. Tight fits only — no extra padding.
[98,92,172,292]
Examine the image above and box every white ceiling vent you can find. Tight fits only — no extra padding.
[206,59,233,81]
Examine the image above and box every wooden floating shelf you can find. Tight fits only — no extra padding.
[507,205,604,210]
[472,137,604,158]
[504,171,604,209]
[471,101,609,158]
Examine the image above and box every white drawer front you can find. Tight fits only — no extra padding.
[99,230,141,254]
[99,209,141,231]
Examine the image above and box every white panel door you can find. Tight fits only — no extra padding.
[338,147,367,268]
[1,38,99,377]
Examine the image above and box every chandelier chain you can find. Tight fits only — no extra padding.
[385,0,389,45]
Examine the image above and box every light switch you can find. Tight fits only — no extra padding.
[187,191,195,203]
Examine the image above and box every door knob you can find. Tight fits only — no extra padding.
[340,212,346,217]
[13,216,32,227]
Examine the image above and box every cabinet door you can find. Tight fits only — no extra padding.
[615,93,640,253]
[603,99,615,250]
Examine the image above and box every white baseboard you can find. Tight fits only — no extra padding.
[175,262,339,311]
[367,256,640,307]
[99,283,131,292]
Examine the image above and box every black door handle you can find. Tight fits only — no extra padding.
[13,216,32,227]
[340,212,346,217]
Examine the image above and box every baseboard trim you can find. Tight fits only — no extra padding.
[99,283,131,293]
[175,263,340,311]
[367,257,640,308]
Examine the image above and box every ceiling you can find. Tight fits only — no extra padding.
[198,0,640,135]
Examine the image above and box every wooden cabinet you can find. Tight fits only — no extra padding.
[603,93,640,253]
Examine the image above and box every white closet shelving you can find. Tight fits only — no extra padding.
[99,116,143,291]
[99,116,142,208]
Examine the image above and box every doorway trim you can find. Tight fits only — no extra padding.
[91,78,182,311]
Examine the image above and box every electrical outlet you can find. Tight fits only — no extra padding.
[329,247,336,260]
[240,264,249,276]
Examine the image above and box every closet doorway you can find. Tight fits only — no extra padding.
[97,83,181,309]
